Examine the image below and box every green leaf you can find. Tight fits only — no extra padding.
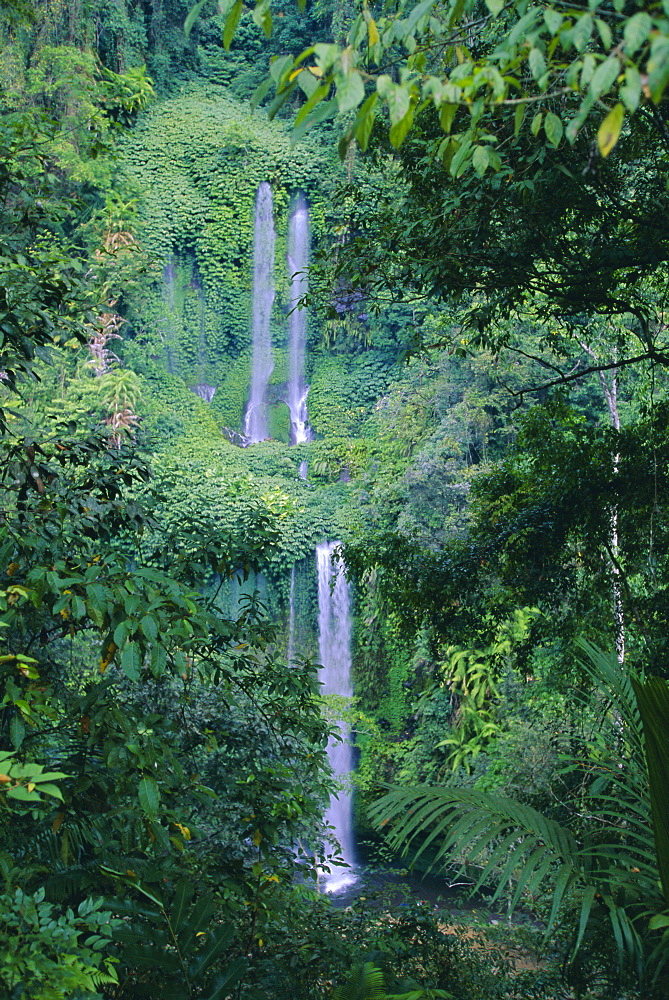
[595,18,612,50]
[449,138,472,177]
[336,71,364,114]
[291,97,337,143]
[623,11,652,55]
[294,81,330,128]
[530,112,543,136]
[269,54,293,86]
[513,103,526,136]
[223,0,243,51]
[138,776,160,819]
[405,0,438,34]
[589,55,621,100]
[171,880,195,936]
[189,923,235,978]
[484,0,504,15]
[297,69,319,98]
[250,77,273,109]
[544,111,563,147]
[121,641,142,681]
[10,714,25,749]
[140,615,158,643]
[648,37,669,104]
[472,144,490,176]
[632,677,669,903]
[184,0,208,38]
[597,102,624,157]
[34,782,64,800]
[543,8,562,35]
[313,43,340,74]
[389,106,415,149]
[620,66,641,113]
[571,12,593,52]
[206,958,247,999]
[150,644,167,677]
[353,93,378,151]
[528,48,546,82]
[252,0,272,39]
[6,785,40,801]
[386,83,411,124]
[113,620,130,647]
[178,894,216,953]
[439,102,458,133]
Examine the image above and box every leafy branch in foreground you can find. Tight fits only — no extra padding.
[190,0,669,167]
[369,642,668,980]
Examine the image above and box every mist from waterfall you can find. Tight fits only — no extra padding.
[287,194,313,445]
[244,182,275,443]
[316,540,356,892]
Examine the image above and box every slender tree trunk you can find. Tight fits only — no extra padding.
[579,342,624,665]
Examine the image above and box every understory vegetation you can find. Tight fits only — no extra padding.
[2,0,669,997]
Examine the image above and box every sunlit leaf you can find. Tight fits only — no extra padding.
[597,102,624,157]
[336,70,364,114]
[544,111,563,147]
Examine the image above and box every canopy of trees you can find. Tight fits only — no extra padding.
[2,0,669,997]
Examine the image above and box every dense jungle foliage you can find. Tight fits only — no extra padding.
[2,0,669,997]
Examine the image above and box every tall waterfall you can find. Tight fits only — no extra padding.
[244,182,275,443]
[317,541,356,892]
[287,194,313,445]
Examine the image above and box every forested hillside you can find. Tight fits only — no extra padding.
[2,0,669,997]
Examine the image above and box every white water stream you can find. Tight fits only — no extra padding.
[316,541,356,892]
[287,194,313,445]
[244,182,275,443]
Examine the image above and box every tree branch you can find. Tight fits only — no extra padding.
[502,350,669,398]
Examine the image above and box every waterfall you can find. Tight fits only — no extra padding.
[244,182,275,443]
[316,540,356,892]
[287,194,313,445]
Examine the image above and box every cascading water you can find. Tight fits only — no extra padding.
[244,182,275,443]
[316,541,356,892]
[287,194,313,445]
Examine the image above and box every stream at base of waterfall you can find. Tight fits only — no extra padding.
[316,541,357,893]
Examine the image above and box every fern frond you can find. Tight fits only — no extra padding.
[333,962,386,1000]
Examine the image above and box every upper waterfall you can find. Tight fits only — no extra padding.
[287,193,313,445]
[244,182,275,443]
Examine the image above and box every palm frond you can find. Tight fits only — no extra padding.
[369,642,664,971]
[632,676,669,904]
[369,785,589,934]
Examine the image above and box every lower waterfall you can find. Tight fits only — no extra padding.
[316,540,356,892]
